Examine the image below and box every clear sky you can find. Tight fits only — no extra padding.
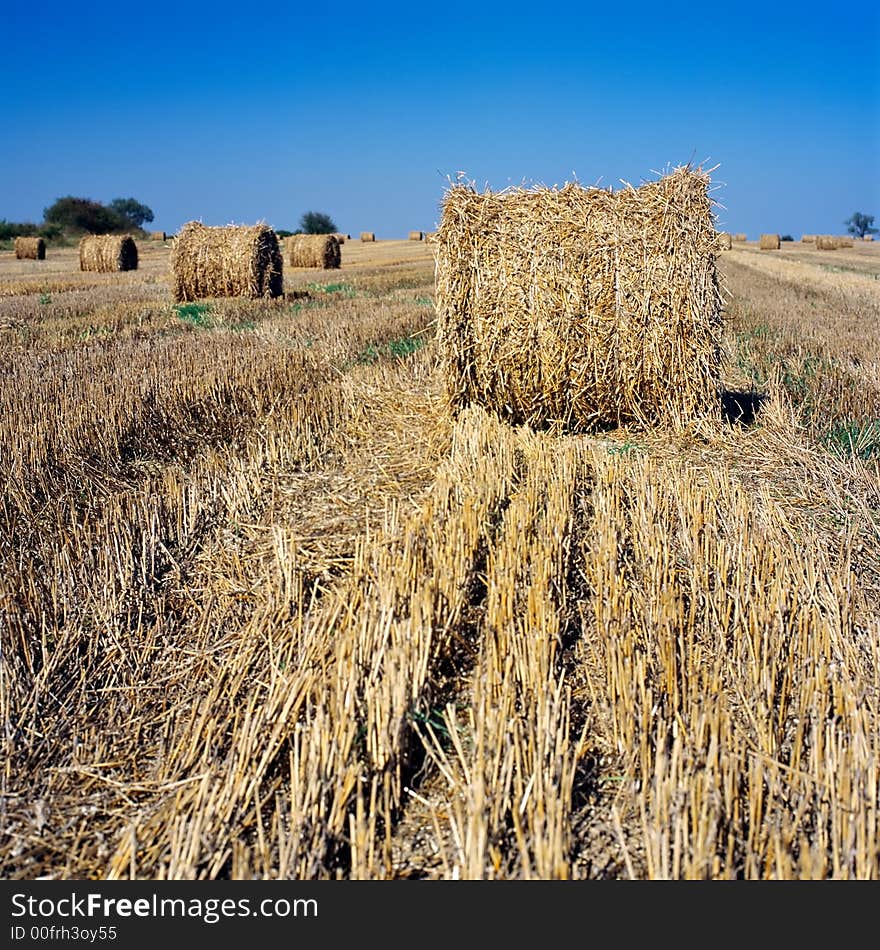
[3,1,878,239]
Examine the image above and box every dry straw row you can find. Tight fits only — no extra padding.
[288,234,341,269]
[170,222,283,302]
[79,234,138,272]
[14,236,45,260]
[433,164,724,431]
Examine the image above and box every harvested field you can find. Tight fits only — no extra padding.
[1,234,879,881]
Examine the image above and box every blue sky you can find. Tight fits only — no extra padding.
[3,1,878,239]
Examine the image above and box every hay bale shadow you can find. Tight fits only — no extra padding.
[720,390,767,426]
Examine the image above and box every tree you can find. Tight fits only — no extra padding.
[109,197,154,229]
[299,211,337,234]
[43,196,128,233]
[844,212,877,239]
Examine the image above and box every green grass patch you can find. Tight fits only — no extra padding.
[306,281,356,297]
[353,334,427,367]
[174,302,214,328]
[823,420,880,461]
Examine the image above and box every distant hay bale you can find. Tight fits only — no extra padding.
[801,235,815,243]
[360,231,376,242]
[816,235,839,250]
[409,230,424,241]
[288,233,341,269]
[79,234,138,272]
[759,233,780,250]
[732,233,747,242]
[865,235,875,242]
[170,222,283,302]
[717,232,732,250]
[150,231,167,241]
[434,165,724,431]
[837,236,854,247]
[333,233,346,244]
[14,236,45,260]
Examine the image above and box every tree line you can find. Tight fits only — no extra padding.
[0,197,154,242]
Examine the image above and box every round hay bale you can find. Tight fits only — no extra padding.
[717,232,732,250]
[864,235,875,242]
[289,234,341,269]
[149,230,167,241]
[360,231,376,242]
[14,236,46,260]
[170,222,283,302]
[332,233,346,245]
[434,166,724,431]
[816,235,839,250]
[79,234,138,272]
[732,233,747,242]
[408,230,424,241]
[759,233,781,250]
[837,236,854,247]
[801,235,816,243]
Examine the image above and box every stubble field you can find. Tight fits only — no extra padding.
[1,236,878,879]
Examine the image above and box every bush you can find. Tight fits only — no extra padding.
[299,211,337,235]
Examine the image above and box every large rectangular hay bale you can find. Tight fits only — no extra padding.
[79,234,138,271]
[759,233,781,250]
[170,222,283,302]
[433,166,724,430]
[14,236,45,260]
[360,231,376,242]
[288,233,341,269]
